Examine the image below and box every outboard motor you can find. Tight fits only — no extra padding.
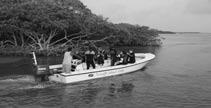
[31,52,51,82]
[34,65,51,82]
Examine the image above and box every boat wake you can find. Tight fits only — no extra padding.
[0,75,35,83]
[0,75,59,92]
[18,82,58,90]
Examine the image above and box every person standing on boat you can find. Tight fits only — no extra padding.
[110,48,117,66]
[97,50,104,66]
[62,47,73,73]
[103,50,108,60]
[85,47,96,70]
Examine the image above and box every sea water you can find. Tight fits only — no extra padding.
[0,33,211,108]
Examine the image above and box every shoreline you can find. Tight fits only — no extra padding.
[0,44,161,57]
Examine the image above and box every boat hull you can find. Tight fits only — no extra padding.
[48,53,155,84]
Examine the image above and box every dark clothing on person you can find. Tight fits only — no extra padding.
[117,53,124,65]
[86,61,95,69]
[97,52,104,65]
[85,52,95,62]
[121,52,128,64]
[85,50,96,70]
[117,51,128,65]
[119,53,124,60]
[128,52,136,63]
[103,51,108,60]
[123,54,128,64]
[110,48,117,66]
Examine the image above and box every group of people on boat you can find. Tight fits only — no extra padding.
[62,47,136,73]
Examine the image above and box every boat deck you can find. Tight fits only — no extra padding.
[60,54,147,76]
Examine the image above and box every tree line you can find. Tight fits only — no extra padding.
[0,0,162,56]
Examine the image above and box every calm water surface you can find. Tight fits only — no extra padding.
[0,33,211,108]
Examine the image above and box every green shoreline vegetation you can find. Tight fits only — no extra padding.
[0,0,162,56]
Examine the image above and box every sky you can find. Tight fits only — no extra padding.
[81,0,211,32]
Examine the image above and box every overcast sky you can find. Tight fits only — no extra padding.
[81,0,211,32]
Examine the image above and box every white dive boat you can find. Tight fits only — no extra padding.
[32,52,155,84]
